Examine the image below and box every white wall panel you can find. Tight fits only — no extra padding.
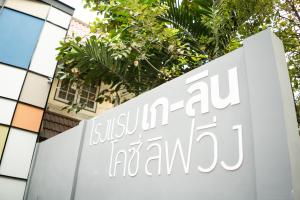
[0,128,37,179]
[47,7,71,29]
[5,0,50,19]
[0,64,26,100]
[0,98,16,125]
[19,72,51,107]
[29,22,67,77]
[0,177,26,200]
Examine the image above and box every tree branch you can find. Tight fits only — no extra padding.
[131,46,169,78]
[287,0,300,23]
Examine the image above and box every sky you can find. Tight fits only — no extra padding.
[60,0,97,23]
[63,0,184,23]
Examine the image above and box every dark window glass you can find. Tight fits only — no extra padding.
[56,80,76,102]
[56,81,99,112]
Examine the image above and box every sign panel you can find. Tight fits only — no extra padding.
[73,30,300,200]
[77,49,256,200]
[26,29,300,200]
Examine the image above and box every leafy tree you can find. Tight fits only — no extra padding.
[57,0,262,106]
[57,0,300,125]
[57,0,206,107]
[224,0,299,124]
[163,0,300,124]
[274,0,300,124]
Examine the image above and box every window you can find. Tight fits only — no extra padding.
[56,79,76,103]
[55,80,99,112]
[0,8,44,69]
[78,84,98,111]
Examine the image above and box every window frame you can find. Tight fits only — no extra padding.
[54,80,100,113]
[54,79,77,104]
[77,84,98,112]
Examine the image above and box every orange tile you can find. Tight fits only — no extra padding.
[12,103,43,132]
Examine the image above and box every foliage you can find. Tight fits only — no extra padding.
[274,0,300,123]
[225,0,300,124]
[162,0,300,124]
[57,0,300,124]
[57,0,206,107]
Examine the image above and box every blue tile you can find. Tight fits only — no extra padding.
[0,8,44,69]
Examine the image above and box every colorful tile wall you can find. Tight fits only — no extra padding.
[0,176,26,200]
[5,0,50,19]
[0,98,16,125]
[29,22,67,77]
[0,125,9,159]
[0,64,26,100]
[12,103,43,132]
[0,8,44,69]
[19,72,51,108]
[47,7,72,29]
[0,0,73,198]
[0,128,37,179]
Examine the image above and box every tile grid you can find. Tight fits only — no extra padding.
[0,6,23,164]
[0,1,71,186]
[23,18,73,191]
[36,13,73,137]
[23,14,73,198]
[0,61,56,79]
[0,2,51,166]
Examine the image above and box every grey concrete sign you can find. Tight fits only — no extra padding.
[26,29,300,200]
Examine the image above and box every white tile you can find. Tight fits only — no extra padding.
[47,7,71,29]
[5,0,50,19]
[29,22,67,77]
[0,128,37,179]
[19,72,51,108]
[0,64,26,100]
[0,177,26,200]
[0,98,16,125]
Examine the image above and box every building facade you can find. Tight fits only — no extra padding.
[39,17,114,140]
[0,0,74,199]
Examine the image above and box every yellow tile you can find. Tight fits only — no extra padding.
[0,125,9,158]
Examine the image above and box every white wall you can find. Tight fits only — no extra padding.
[0,128,37,179]
[5,0,50,19]
[47,7,71,29]
[0,177,26,200]
[29,22,67,77]
[0,98,16,125]
[0,64,26,100]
